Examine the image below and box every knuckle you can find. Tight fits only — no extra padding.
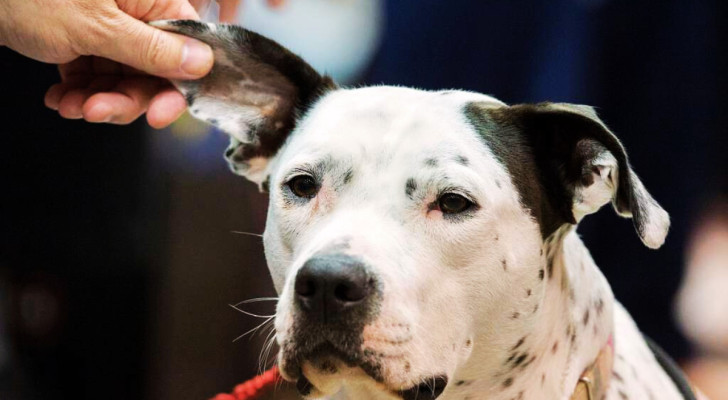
[138,29,173,73]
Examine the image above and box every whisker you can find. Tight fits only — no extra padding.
[229,303,275,318]
[231,230,264,238]
[259,327,278,375]
[232,317,274,343]
[232,297,278,307]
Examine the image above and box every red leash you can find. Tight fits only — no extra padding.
[210,366,281,400]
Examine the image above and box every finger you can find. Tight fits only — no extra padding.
[190,0,212,15]
[87,75,122,91]
[45,83,70,111]
[59,57,93,80]
[267,0,286,8]
[218,0,242,23]
[90,12,213,80]
[58,88,97,119]
[45,74,92,111]
[45,80,85,110]
[82,77,162,124]
[91,57,123,75]
[121,0,200,21]
[146,88,188,129]
[177,2,201,19]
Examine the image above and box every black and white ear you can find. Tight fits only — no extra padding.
[150,20,336,186]
[495,103,669,249]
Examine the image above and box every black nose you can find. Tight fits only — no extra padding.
[294,254,374,322]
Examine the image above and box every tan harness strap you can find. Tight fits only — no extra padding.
[570,335,614,400]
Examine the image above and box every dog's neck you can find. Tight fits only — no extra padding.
[455,226,616,400]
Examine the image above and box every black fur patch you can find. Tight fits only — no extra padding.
[405,178,417,198]
[464,101,659,243]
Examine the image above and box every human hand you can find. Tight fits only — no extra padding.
[0,0,241,128]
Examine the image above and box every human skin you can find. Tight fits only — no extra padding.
[0,0,245,128]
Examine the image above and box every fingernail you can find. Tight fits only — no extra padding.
[181,39,213,77]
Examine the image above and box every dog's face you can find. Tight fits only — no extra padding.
[155,21,670,399]
[264,87,546,397]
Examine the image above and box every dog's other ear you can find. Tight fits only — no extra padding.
[478,102,669,249]
[151,20,336,186]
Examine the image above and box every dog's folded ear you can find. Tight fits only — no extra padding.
[151,20,336,186]
[482,102,670,249]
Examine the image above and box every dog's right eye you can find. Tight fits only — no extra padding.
[287,175,319,198]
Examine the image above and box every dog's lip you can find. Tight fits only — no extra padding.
[396,375,448,400]
[295,369,449,400]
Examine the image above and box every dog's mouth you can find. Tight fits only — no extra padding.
[296,373,448,400]
[286,342,448,399]
[296,375,447,400]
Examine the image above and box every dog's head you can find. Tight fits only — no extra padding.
[155,21,670,399]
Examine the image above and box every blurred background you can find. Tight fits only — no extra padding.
[1,0,726,399]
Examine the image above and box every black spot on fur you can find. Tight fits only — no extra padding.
[512,353,528,368]
[503,377,514,388]
[583,309,590,326]
[455,155,469,165]
[405,178,417,198]
[502,259,508,271]
[538,269,545,280]
[511,336,526,351]
[511,312,520,319]
[551,341,559,353]
[521,355,536,370]
[343,169,353,184]
[424,158,438,167]
[526,289,532,297]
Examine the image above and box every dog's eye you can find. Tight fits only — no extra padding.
[287,175,319,198]
[438,193,473,214]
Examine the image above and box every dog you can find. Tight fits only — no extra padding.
[152,20,700,400]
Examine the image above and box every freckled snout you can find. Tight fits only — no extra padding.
[294,254,376,323]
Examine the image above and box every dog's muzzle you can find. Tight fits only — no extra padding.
[281,254,383,387]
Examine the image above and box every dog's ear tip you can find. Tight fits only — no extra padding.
[637,205,671,249]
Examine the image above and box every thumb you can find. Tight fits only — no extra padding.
[93,13,213,79]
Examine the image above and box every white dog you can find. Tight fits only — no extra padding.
[153,20,699,400]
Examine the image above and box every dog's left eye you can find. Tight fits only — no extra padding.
[287,175,319,198]
[438,193,473,214]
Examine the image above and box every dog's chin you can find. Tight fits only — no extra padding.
[280,347,448,400]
